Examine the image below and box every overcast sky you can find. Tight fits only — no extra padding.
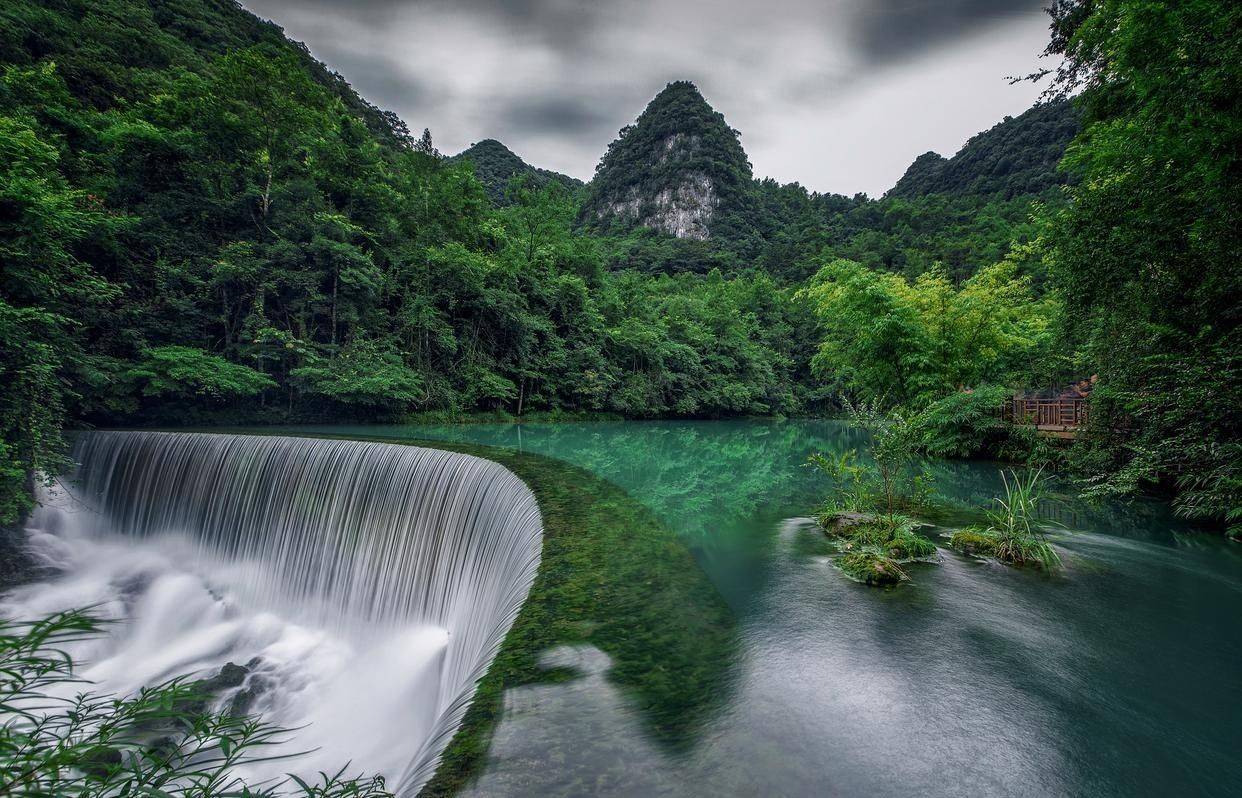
[242,0,1055,197]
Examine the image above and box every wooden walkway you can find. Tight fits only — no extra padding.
[1011,396,1088,439]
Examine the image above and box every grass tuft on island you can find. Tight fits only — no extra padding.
[818,511,938,584]
[947,527,1000,557]
[837,546,910,585]
[946,468,1062,571]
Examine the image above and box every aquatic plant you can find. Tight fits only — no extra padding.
[946,469,1065,570]
[807,403,937,525]
[0,611,392,797]
[887,524,938,560]
[807,449,872,519]
[982,467,1061,570]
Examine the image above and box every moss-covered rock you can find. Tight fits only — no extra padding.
[822,512,937,561]
[948,527,1000,557]
[838,547,909,585]
[817,510,876,536]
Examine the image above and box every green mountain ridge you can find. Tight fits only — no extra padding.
[0,0,414,149]
[451,138,584,204]
[560,80,1078,283]
[886,100,1079,200]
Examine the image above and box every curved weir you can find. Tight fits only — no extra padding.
[5,431,543,795]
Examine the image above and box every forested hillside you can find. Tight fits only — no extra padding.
[0,0,1235,532]
[452,138,584,205]
[0,0,818,522]
[887,100,1079,200]
[582,83,1073,282]
[581,81,756,241]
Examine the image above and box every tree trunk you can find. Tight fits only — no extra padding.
[331,268,339,346]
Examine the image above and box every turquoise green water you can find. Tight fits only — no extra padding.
[278,419,1241,797]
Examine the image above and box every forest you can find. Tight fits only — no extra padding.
[0,0,1237,534]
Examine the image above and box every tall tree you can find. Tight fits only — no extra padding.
[1039,0,1241,529]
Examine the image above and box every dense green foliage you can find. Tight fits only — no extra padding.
[887,100,1079,200]
[911,384,1053,464]
[798,255,1058,407]
[0,0,1235,535]
[0,610,392,796]
[451,138,583,205]
[1039,0,1240,533]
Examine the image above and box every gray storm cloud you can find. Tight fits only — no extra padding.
[242,0,1053,195]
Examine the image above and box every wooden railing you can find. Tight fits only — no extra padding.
[1011,397,1089,430]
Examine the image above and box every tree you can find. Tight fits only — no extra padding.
[414,127,437,156]
[125,346,276,400]
[798,255,1057,407]
[1037,0,1241,528]
[0,84,119,523]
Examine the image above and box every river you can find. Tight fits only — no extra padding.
[293,419,1242,797]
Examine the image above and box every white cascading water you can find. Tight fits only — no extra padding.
[1,431,543,795]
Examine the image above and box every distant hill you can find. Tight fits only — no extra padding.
[580,81,757,241]
[452,139,584,204]
[0,0,413,149]
[886,100,1079,200]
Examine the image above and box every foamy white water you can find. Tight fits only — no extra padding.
[2,432,542,795]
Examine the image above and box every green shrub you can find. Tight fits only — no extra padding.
[807,403,938,523]
[125,346,276,401]
[887,526,937,560]
[912,385,1062,466]
[913,384,1012,458]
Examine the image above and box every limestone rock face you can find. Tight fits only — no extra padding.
[599,168,717,240]
[581,81,753,240]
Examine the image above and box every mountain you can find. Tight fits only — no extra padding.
[581,81,756,241]
[886,100,1080,200]
[0,0,412,149]
[452,139,584,204]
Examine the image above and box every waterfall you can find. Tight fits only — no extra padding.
[3,431,543,795]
